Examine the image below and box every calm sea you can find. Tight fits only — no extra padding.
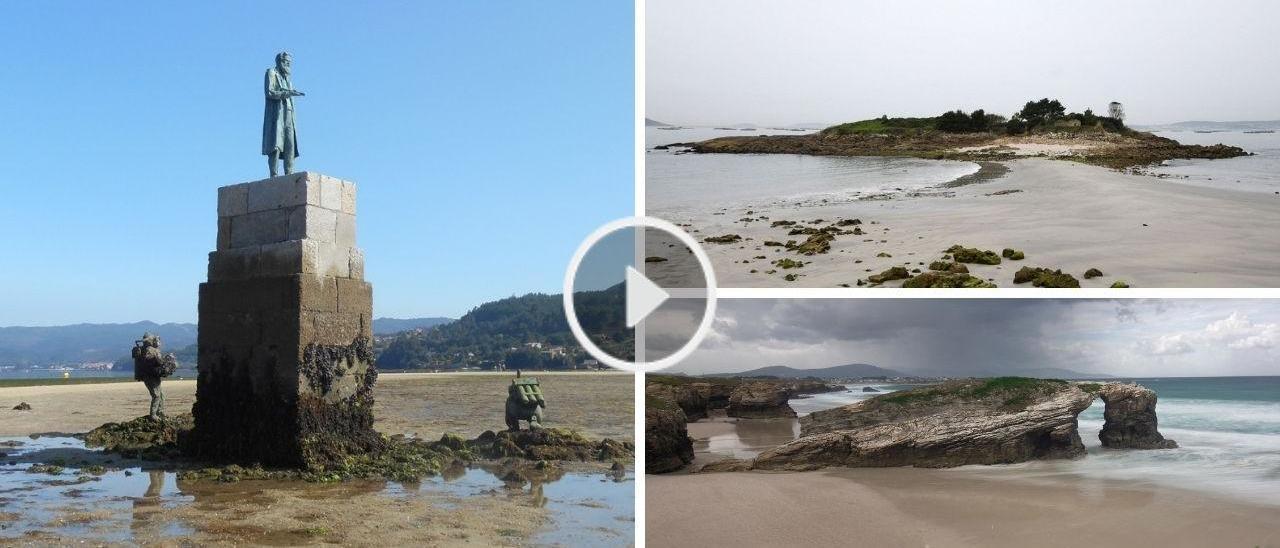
[645,127,979,218]
[645,127,1280,220]
[0,369,131,380]
[1149,131,1280,194]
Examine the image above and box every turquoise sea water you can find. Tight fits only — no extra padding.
[987,376,1280,507]
[772,377,1280,507]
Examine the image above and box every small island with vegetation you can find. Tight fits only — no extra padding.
[679,98,1248,169]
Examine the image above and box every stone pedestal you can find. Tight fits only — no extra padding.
[192,172,380,468]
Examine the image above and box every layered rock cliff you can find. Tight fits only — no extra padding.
[753,378,1094,470]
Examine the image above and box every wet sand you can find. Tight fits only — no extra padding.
[649,158,1280,287]
[0,371,633,442]
[647,468,1280,547]
[0,371,634,546]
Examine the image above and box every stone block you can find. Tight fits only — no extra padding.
[314,241,350,278]
[301,310,367,347]
[336,278,372,315]
[299,274,339,313]
[348,248,365,280]
[207,247,260,282]
[336,212,356,249]
[318,174,343,211]
[340,181,356,215]
[217,184,248,217]
[258,240,306,278]
[245,172,321,213]
[287,205,337,243]
[229,209,292,248]
[216,217,232,250]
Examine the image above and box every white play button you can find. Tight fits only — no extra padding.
[625,266,669,327]
[564,217,717,372]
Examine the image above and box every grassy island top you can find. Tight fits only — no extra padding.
[685,98,1248,169]
[824,98,1129,137]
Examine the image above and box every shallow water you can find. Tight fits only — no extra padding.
[690,384,904,460]
[1149,131,1280,194]
[0,436,633,545]
[646,127,979,218]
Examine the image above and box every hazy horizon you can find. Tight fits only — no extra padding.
[667,300,1280,378]
[648,0,1280,127]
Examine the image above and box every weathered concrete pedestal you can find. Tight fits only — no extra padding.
[191,172,380,468]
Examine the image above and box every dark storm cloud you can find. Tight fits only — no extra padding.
[675,299,1280,377]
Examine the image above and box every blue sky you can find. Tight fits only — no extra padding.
[0,2,633,326]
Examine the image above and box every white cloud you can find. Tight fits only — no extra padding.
[1147,334,1195,355]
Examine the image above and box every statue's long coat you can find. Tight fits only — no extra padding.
[262,67,299,157]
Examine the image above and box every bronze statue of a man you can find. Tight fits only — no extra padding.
[263,52,304,177]
[132,333,177,420]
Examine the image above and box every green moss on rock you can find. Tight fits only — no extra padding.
[902,272,996,288]
[867,267,910,284]
[1013,266,1081,288]
[946,245,1001,265]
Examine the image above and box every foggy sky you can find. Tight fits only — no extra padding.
[668,299,1280,377]
[648,0,1280,126]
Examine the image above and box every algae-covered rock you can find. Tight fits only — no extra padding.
[1001,248,1025,260]
[1084,268,1104,279]
[770,220,796,227]
[1110,280,1130,288]
[836,219,862,226]
[867,267,910,284]
[84,414,194,461]
[773,258,805,269]
[1013,267,1080,288]
[903,272,996,288]
[790,232,834,255]
[946,245,1001,265]
[12,402,31,411]
[467,428,633,463]
[703,234,742,244]
[927,261,969,274]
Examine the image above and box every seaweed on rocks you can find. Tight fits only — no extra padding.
[1013,267,1080,288]
[703,234,742,244]
[946,245,1001,265]
[902,272,996,288]
[867,267,910,284]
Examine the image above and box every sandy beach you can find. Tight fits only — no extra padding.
[649,158,1280,287]
[647,468,1280,547]
[0,371,634,546]
[0,371,633,440]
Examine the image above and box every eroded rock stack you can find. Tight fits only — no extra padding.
[1098,383,1178,449]
[727,381,797,418]
[646,388,694,474]
[191,172,380,468]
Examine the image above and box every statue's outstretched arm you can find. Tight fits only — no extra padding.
[265,71,291,100]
